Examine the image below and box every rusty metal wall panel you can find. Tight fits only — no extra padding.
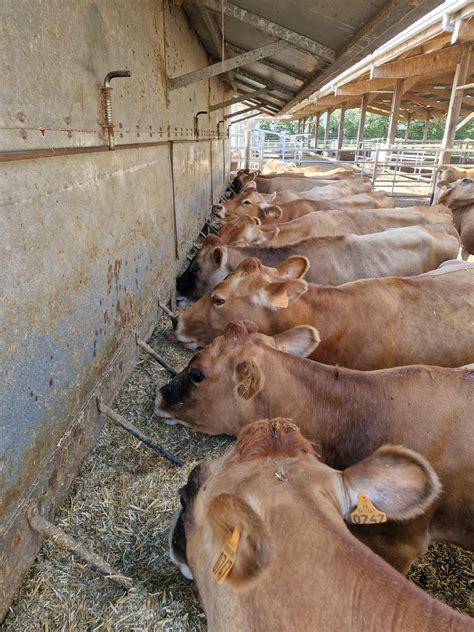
[0,0,225,151]
[0,146,175,529]
[172,141,212,257]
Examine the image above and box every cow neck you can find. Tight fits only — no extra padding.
[254,349,389,470]
[226,247,247,272]
[204,489,469,632]
[269,285,344,341]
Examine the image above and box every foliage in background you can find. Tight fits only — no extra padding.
[258,109,474,142]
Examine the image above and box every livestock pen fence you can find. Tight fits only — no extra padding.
[230,126,474,198]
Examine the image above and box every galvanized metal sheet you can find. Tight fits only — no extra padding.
[0,145,175,530]
[172,141,212,257]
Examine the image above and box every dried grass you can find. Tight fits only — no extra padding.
[3,317,473,630]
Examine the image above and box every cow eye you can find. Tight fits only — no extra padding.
[243,199,252,206]
[212,295,226,306]
[189,367,205,384]
[462,178,471,183]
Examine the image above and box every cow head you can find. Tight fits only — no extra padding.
[155,320,319,433]
[438,177,474,211]
[212,189,281,222]
[169,419,441,615]
[218,215,280,246]
[176,235,233,305]
[174,256,309,348]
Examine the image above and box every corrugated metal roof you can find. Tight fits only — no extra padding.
[182,0,444,116]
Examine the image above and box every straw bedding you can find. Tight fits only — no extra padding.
[3,316,473,630]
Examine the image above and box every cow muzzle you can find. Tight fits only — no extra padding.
[169,508,193,580]
[212,203,226,218]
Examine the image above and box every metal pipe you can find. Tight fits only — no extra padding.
[26,501,133,589]
[101,70,131,149]
[97,400,184,467]
[194,111,208,139]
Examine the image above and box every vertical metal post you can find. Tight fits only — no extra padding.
[422,111,430,142]
[440,43,472,165]
[356,94,368,158]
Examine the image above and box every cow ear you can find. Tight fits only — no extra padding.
[234,360,264,400]
[339,445,442,524]
[265,279,307,309]
[261,204,283,220]
[243,181,257,192]
[273,326,320,357]
[276,256,310,279]
[254,226,279,245]
[207,493,271,585]
[212,246,228,269]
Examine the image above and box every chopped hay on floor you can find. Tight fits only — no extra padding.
[3,316,473,630]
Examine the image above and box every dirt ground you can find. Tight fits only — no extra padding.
[3,312,473,631]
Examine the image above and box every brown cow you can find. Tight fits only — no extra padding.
[176,224,459,303]
[168,420,472,631]
[438,178,474,259]
[159,323,474,574]
[256,169,355,193]
[174,257,474,368]
[217,206,453,247]
[213,191,395,223]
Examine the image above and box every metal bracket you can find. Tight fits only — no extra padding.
[101,70,131,149]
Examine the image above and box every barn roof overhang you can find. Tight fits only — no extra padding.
[179,0,447,117]
[288,0,474,120]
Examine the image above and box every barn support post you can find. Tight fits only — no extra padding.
[324,109,332,147]
[387,78,404,146]
[314,112,320,148]
[422,111,431,141]
[337,102,347,152]
[440,42,472,164]
[404,113,412,141]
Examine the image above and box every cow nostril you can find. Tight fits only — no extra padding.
[171,316,178,330]
[213,204,224,212]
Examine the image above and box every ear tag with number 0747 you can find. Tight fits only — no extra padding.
[212,526,241,584]
[350,493,387,524]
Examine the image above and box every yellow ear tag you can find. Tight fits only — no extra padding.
[212,526,241,584]
[271,292,289,308]
[278,344,288,353]
[350,493,387,525]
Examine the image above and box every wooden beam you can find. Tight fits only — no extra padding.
[371,44,465,79]
[202,0,335,61]
[441,43,473,164]
[226,44,307,83]
[336,77,395,96]
[337,103,347,150]
[169,41,289,89]
[456,111,474,131]
[356,94,368,147]
[405,93,472,116]
[228,111,264,127]
[387,79,404,145]
[209,89,270,112]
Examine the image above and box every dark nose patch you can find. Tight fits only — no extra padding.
[176,264,197,300]
[160,368,193,407]
[171,316,178,330]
